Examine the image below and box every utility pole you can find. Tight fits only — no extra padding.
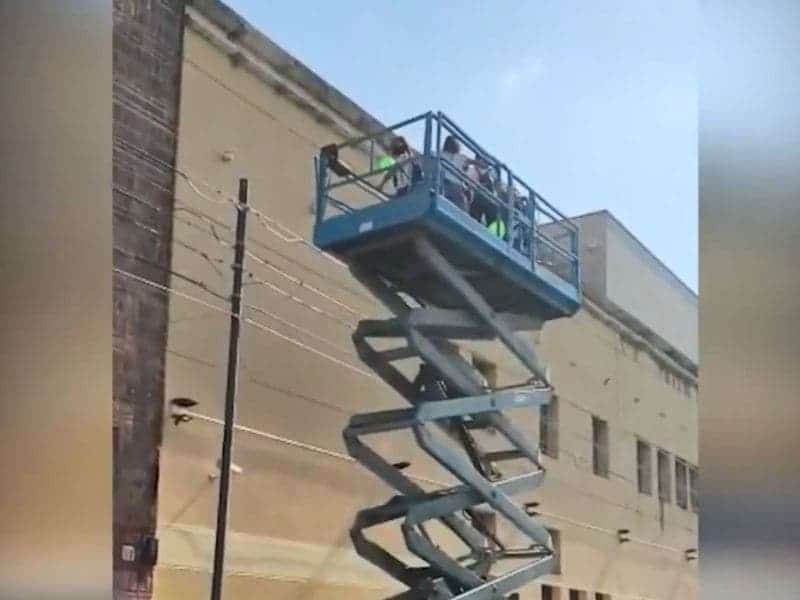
[210,178,249,600]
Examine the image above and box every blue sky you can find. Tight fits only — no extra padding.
[224,0,698,291]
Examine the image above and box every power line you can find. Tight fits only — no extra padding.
[162,341,692,528]
[171,405,696,555]
[171,159,697,397]
[173,204,366,323]
[115,135,345,272]
[173,407,441,487]
[133,225,697,513]
[114,267,375,380]
[243,249,366,319]
[115,159,698,533]
[113,235,229,305]
[244,302,355,356]
[117,132,697,392]
[174,200,374,305]
[171,214,359,330]
[123,231,694,520]
[166,347,352,415]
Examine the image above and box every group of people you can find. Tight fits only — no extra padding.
[376,134,531,245]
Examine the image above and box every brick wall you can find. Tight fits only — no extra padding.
[112,1,185,597]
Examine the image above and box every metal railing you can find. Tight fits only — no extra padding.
[315,111,581,289]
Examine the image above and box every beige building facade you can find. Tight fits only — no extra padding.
[154,2,698,599]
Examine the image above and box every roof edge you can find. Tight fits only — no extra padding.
[187,0,388,141]
[570,209,697,300]
[185,0,698,378]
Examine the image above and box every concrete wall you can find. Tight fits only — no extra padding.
[570,212,698,368]
[154,6,698,600]
[571,213,608,301]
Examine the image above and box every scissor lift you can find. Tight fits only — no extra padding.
[314,112,582,599]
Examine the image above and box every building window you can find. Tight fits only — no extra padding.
[675,458,689,509]
[657,449,672,502]
[547,528,562,574]
[595,594,612,600]
[540,396,559,458]
[541,585,557,600]
[569,590,587,600]
[592,416,609,478]
[689,465,699,513]
[636,439,653,495]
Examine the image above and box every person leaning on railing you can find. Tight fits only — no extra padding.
[487,181,516,241]
[467,156,509,241]
[377,136,422,198]
[438,134,510,241]
[439,134,475,210]
[511,194,533,254]
[467,155,499,226]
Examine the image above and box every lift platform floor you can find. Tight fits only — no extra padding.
[314,189,581,320]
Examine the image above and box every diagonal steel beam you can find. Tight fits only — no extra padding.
[413,237,549,383]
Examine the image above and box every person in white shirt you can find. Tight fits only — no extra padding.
[440,135,472,210]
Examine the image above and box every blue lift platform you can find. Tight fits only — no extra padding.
[313,112,582,600]
[315,112,580,321]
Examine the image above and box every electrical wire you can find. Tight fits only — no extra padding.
[129,51,698,585]
[116,123,697,394]
[244,276,356,331]
[244,302,355,356]
[163,342,694,532]
[166,347,352,415]
[173,180,636,379]
[114,149,698,537]
[242,249,366,319]
[133,221,697,520]
[173,200,374,305]
[114,267,375,381]
[115,136,320,253]
[158,149,696,392]
[127,239,694,524]
[172,203,366,322]
[170,214,359,330]
[171,406,696,557]
[115,243,229,304]
[173,408,441,487]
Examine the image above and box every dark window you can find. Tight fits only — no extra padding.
[675,458,689,509]
[541,584,555,600]
[569,590,582,600]
[637,439,652,495]
[540,396,559,458]
[689,465,699,513]
[547,528,562,574]
[657,449,672,502]
[592,416,609,478]
[595,594,611,600]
